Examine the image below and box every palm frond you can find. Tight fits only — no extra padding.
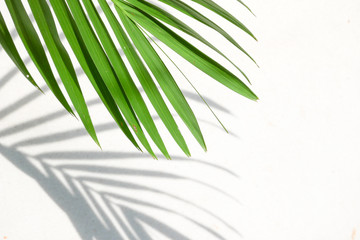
[0,0,257,159]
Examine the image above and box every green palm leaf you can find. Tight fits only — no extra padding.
[0,0,257,158]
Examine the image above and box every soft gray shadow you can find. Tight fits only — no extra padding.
[0,86,241,239]
[0,85,241,240]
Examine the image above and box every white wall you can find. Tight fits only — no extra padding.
[1,0,360,239]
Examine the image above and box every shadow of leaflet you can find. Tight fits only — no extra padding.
[0,89,242,239]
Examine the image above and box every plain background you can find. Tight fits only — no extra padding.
[1,0,360,239]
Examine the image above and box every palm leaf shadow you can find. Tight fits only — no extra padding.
[0,78,241,240]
